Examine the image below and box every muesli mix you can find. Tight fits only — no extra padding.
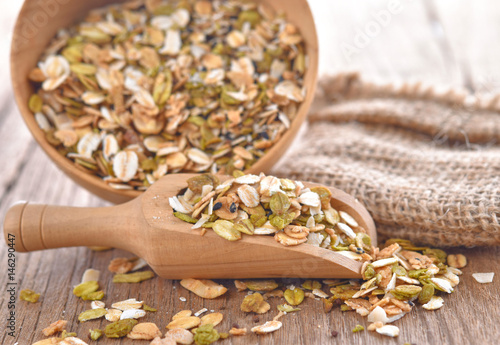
[169,172,373,253]
[27,0,307,190]
[28,173,475,344]
[19,1,480,343]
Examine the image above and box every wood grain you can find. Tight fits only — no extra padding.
[1,0,500,344]
[3,174,376,279]
[0,245,498,345]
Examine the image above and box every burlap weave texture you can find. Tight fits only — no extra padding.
[274,73,500,247]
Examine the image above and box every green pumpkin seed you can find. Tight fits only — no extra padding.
[28,94,43,113]
[311,186,332,209]
[73,280,99,297]
[193,324,220,345]
[250,214,267,227]
[62,45,83,63]
[277,304,301,313]
[234,219,254,235]
[19,289,40,303]
[324,208,340,226]
[80,27,111,44]
[302,280,322,290]
[174,212,199,224]
[284,288,305,306]
[391,265,407,276]
[212,220,241,241]
[392,285,422,300]
[78,308,107,322]
[408,269,428,279]
[341,304,352,311]
[90,329,103,340]
[352,325,364,333]
[70,63,97,75]
[424,248,447,264]
[81,290,104,301]
[243,280,278,291]
[418,283,435,304]
[294,53,306,74]
[384,239,428,251]
[104,319,138,338]
[279,178,296,191]
[270,192,290,216]
[143,304,157,312]
[240,292,270,313]
[240,204,266,216]
[113,271,155,283]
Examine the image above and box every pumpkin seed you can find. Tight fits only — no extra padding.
[240,293,270,314]
[270,192,290,216]
[143,304,157,312]
[242,280,278,291]
[392,285,422,300]
[310,186,332,209]
[193,324,220,345]
[89,329,102,341]
[19,289,40,303]
[78,308,107,322]
[352,324,364,333]
[70,63,97,75]
[277,304,301,313]
[284,288,305,306]
[174,212,199,224]
[81,291,104,301]
[212,220,241,241]
[104,319,138,338]
[28,94,43,113]
[418,283,435,304]
[73,281,99,298]
[113,271,155,283]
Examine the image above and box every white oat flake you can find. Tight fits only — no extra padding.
[160,29,182,55]
[472,272,494,284]
[298,191,320,207]
[112,150,139,182]
[422,296,444,310]
[431,277,454,293]
[336,222,356,239]
[120,309,146,320]
[234,174,261,184]
[376,325,399,337]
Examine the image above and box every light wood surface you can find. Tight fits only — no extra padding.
[3,174,376,279]
[1,1,499,345]
[10,0,318,203]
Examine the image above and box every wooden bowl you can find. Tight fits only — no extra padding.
[11,0,318,204]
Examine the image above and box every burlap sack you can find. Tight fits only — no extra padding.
[274,73,500,247]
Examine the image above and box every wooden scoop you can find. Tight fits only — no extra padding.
[3,174,376,279]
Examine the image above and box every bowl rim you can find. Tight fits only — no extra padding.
[10,0,319,204]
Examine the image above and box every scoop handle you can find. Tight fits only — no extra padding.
[3,201,139,253]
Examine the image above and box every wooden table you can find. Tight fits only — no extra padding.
[1,1,499,344]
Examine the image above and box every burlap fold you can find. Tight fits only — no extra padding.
[274,73,500,247]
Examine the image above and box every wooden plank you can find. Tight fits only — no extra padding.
[1,242,498,344]
[0,0,41,196]
[1,1,500,345]
[0,110,37,200]
[0,144,109,224]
